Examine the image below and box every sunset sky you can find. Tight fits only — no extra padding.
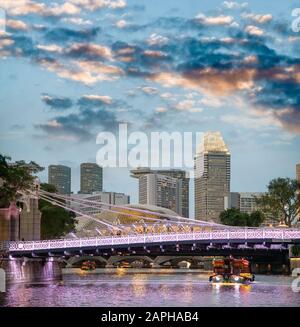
[0,0,300,216]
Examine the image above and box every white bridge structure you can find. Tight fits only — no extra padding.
[5,190,300,257]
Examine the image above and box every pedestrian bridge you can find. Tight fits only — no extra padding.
[6,228,300,257]
[4,189,300,258]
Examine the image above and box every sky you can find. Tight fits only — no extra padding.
[0,0,300,217]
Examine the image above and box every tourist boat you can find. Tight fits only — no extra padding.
[209,257,255,284]
[81,260,96,271]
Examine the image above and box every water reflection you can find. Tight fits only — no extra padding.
[0,273,299,307]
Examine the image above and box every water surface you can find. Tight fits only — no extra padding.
[0,271,299,307]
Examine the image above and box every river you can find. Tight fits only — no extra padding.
[0,270,299,307]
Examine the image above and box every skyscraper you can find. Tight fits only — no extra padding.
[229,192,265,215]
[80,163,103,194]
[131,168,189,217]
[138,173,182,215]
[48,165,71,194]
[194,132,230,222]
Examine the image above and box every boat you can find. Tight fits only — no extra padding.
[81,260,96,271]
[209,257,255,284]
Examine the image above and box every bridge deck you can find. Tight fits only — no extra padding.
[5,228,300,256]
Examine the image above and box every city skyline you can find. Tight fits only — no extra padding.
[40,136,300,220]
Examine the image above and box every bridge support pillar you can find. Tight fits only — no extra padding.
[0,268,5,293]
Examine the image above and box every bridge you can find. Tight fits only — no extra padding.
[3,189,300,261]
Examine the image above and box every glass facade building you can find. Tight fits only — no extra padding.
[80,163,103,194]
[48,165,71,194]
[131,168,189,217]
[194,132,230,222]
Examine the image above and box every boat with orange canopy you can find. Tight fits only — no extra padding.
[209,256,255,284]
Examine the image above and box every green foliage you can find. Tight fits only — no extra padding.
[291,245,300,257]
[256,177,300,227]
[39,183,77,239]
[220,208,264,227]
[0,154,44,208]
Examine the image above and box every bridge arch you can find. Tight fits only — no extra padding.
[66,256,108,268]
[106,256,154,268]
[153,256,205,268]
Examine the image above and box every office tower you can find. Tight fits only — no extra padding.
[194,131,230,222]
[48,165,71,194]
[138,173,182,215]
[131,168,189,217]
[70,191,130,213]
[80,163,103,194]
[229,192,264,215]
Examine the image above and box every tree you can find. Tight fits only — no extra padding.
[248,211,265,227]
[220,208,264,227]
[39,183,77,239]
[0,154,43,208]
[256,178,300,227]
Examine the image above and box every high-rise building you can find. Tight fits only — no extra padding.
[70,191,130,213]
[131,168,189,217]
[194,132,230,222]
[48,165,71,194]
[80,163,103,194]
[138,173,182,215]
[229,192,265,215]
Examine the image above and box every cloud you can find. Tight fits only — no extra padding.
[0,0,46,16]
[0,38,14,49]
[2,2,299,135]
[222,1,248,9]
[37,58,123,85]
[0,0,126,17]
[155,106,168,113]
[41,94,73,110]
[147,33,169,46]
[4,19,28,31]
[245,25,264,36]
[37,44,63,53]
[139,86,158,95]
[78,94,113,105]
[62,17,92,26]
[69,0,126,11]
[116,19,127,28]
[150,69,255,96]
[174,99,203,113]
[242,13,272,24]
[195,13,234,26]
[45,27,100,42]
[66,43,113,60]
[44,2,80,17]
[220,112,280,130]
[36,102,122,142]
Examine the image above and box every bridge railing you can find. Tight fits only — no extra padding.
[7,228,300,253]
